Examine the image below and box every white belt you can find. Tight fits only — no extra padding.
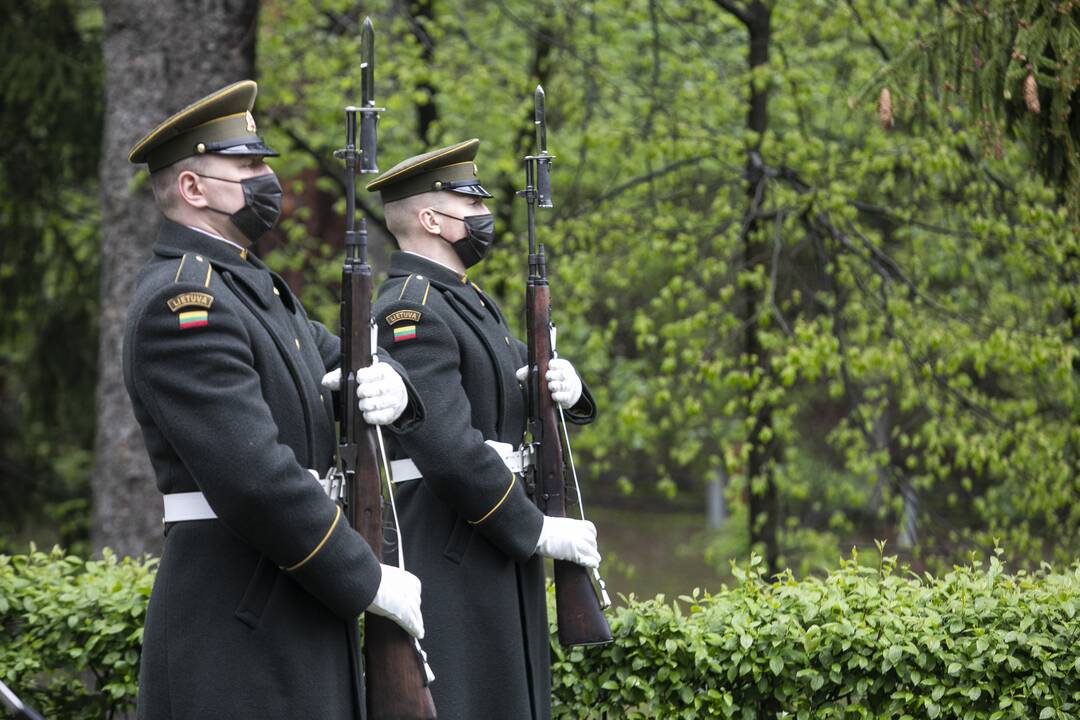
[164,469,333,523]
[163,442,533,523]
[163,491,220,523]
[389,440,534,483]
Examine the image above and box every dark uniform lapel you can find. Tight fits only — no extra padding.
[153,221,328,467]
[387,253,522,441]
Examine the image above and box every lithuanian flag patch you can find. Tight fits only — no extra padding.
[393,324,417,342]
[178,310,209,330]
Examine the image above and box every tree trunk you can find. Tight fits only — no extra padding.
[93,0,259,556]
[403,0,438,144]
[734,1,778,573]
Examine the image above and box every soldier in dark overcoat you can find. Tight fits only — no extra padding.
[123,81,429,720]
[367,139,604,720]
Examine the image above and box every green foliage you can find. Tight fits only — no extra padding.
[252,0,1078,570]
[0,547,154,719]
[5,548,1080,720]
[0,0,103,548]
[862,0,1080,218]
[552,550,1080,719]
[2,0,1075,573]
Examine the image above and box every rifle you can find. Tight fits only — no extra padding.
[0,680,44,720]
[335,18,437,719]
[520,85,613,647]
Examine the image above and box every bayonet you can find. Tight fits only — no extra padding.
[532,85,553,209]
[535,85,547,155]
[359,17,382,174]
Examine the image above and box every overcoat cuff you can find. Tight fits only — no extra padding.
[564,383,597,425]
[380,352,426,434]
[470,478,546,563]
[285,515,383,620]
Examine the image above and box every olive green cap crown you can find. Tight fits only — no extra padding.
[366,138,493,203]
[128,80,279,173]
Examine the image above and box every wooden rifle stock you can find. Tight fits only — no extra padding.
[340,234,437,720]
[526,262,612,648]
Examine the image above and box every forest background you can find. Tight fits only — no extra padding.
[1,0,1077,600]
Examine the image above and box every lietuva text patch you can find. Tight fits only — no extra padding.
[386,309,421,325]
[167,292,215,313]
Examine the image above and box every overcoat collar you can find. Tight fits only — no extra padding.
[387,251,491,321]
[388,251,468,287]
[153,219,285,310]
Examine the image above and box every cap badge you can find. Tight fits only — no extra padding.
[245,111,257,133]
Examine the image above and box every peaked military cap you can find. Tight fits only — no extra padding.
[366,138,493,203]
[128,80,279,173]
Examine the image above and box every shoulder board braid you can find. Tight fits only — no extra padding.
[396,273,432,305]
[173,253,214,287]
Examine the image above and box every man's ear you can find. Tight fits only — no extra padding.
[417,206,441,236]
[177,170,209,209]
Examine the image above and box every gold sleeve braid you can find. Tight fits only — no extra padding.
[468,471,517,526]
[285,505,341,572]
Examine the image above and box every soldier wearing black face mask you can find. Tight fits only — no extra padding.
[367,139,599,720]
[123,81,430,720]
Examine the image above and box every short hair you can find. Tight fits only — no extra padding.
[383,192,434,241]
[149,156,208,212]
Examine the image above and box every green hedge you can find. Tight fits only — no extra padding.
[0,549,153,719]
[3,548,1080,719]
[553,551,1080,719]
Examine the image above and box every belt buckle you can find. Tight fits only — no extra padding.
[520,445,535,473]
[322,468,344,502]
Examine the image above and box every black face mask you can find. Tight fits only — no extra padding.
[431,209,495,268]
[200,171,283,242]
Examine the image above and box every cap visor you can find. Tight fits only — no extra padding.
[449,183,493,198]
[214,141,280,158]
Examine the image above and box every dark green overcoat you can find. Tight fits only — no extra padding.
[123,221,422,720]
[374,252,596,720]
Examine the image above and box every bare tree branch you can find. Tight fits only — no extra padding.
[844,0,891,62]
[712,0,751,27]
[278,125,387,235]
[581,155,717,212]
[768,211,792,336]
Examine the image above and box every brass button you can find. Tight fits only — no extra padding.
[505,336,510,346]
[272,287,280,296]
[294,338,300,350]
[320,393,325,402]
[195,255,204,262]
[196,142,206,153]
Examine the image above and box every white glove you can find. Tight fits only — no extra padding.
[355,363,408,425]
[367,564,425,639]
[535,516,600,568]
[514,358,583,410]
[320,364,409,425]
[320,367,342,390]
